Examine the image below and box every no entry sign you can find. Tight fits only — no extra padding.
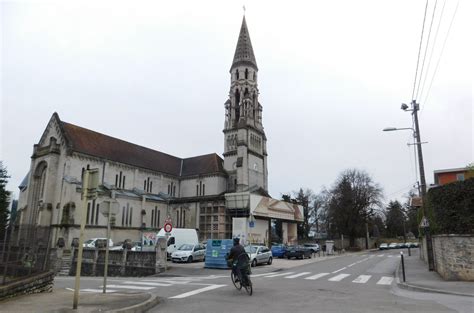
[164,222,173,233]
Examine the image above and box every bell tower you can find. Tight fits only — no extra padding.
[223,16,268,193]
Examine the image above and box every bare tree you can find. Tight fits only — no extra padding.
[323,169,383,247]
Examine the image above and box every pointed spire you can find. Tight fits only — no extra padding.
[231,16,258,71]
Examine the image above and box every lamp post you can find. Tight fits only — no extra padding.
[383,100,435,271]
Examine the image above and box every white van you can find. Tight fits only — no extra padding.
[157,228,199,255]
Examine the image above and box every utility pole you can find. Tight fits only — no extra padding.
[411,100,435,271]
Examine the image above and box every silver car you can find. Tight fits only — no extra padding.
[171,244,206,263]
[245,245,273,267]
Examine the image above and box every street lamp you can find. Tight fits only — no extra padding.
[383,100,435,271]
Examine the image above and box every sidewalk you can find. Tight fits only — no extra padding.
[396,250,473,297]
[0,287,159,313]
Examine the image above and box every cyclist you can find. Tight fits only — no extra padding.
[227,237,248,284]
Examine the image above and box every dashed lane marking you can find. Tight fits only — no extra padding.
[104,284,155,290]
[332,267,347,273]
[122,281,172,287]
[169,284,226,299]
[304,273,330,280]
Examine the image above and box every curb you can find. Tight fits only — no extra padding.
[395,259,473,298]
[106,293,161,313]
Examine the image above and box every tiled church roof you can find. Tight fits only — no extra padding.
[60,118,226,178]
[231,16,258,70]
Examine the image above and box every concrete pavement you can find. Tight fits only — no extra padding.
[396,249,474,297]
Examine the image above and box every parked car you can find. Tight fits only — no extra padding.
[245,245,273,267]
[130,241,143,251]
[171,244,206,263]
[284,245,312,259]
[379,243,389,250]
[83,238,113,248]
[303,243,320,253]
[271,244,287,258]
[388,243,398,249]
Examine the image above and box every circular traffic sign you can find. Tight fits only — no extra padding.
[164,222,173,233]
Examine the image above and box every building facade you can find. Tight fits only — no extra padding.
[14,17,302,249]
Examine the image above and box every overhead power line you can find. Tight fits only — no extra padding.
[422,0,460,108]
[415,0,438,101]
[411,0,430,102]
[419,0,447,113]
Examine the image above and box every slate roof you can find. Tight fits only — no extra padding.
[58,115,225,178]
[231,16,258,70]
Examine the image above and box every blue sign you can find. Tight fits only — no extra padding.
[249,221,255,228]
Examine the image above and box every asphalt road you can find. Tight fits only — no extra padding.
[54,250,472,313]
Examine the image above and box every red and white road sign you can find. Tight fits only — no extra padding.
[164,222,173,233]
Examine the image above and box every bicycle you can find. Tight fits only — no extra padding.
[229,253,253,296]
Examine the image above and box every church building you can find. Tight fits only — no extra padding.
[15,17,303,249]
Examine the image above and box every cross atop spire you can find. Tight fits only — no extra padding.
[231,16,258,71]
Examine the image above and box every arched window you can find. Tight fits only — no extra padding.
[245,68,249,79]
[235,69,239,79]
[235,89,240,122]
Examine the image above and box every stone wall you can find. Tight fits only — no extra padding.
[0,271,54,301]
[69,248,164,276]
[432,235,473,281]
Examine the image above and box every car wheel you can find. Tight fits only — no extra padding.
[187,256,193,263]
[267,257,273,265]
[251,259,257,267]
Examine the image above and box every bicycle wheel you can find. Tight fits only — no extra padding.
[231,272,242,290]
[244,277,253,296]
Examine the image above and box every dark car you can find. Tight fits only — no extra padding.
[284,245,312,259]
[271,244,287,258]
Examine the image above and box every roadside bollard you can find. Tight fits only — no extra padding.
[400,251,406,282]
[408,246,411,256]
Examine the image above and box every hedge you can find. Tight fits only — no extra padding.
[426,178,474,234]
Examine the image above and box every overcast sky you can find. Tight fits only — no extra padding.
[1,1,472,205]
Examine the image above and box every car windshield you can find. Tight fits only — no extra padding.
[84,240,94,244]
[245,246,259,253]
[178,244,194,251]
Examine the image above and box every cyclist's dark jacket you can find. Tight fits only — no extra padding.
[228,244,247,268]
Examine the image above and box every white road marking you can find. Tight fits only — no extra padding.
[169,284,226,299]
[143,280,190,285]
[387,255,393,258]
[332,267,347,273]
[378,254,385,257]
[285,272,311,279]
[347,262,357,267]
[104,284,154,290]
[265,272,295,278]
[122,281,172,287]
[251,273,275,277]
[352,275,371,284]
[328,274,350,281]
[377,276,394,285]
[65,288,117,293]
[305,273,330,280]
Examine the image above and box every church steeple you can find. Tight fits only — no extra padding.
[223,16,268,193]
[231,16,258,71]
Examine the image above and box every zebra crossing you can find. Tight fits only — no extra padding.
[254,270,394,286]
[66,274,228,294]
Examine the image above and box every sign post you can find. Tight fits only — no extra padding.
[99,197,119,294]
[73,169,99,309]
[163,218,172,271]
